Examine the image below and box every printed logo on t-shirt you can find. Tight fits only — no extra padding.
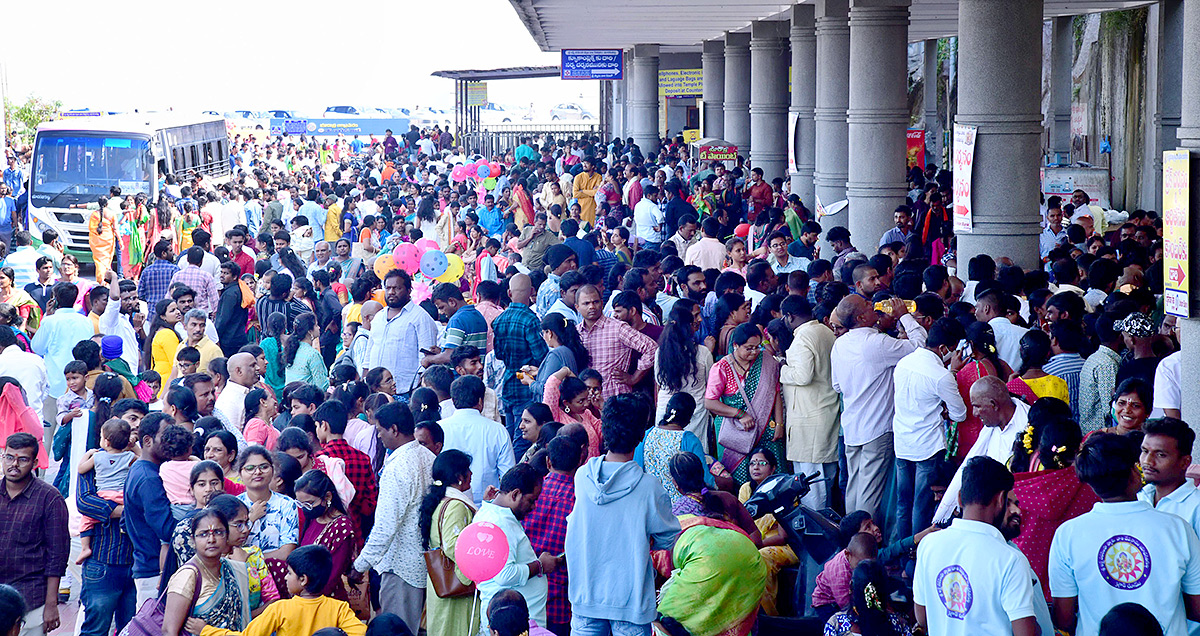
[1098,534,1152,590]
[936,565,973,619]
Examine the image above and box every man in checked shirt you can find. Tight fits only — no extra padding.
[522,436,582,636]
[0,433,69,636]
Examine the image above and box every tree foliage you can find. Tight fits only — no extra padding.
[4,94,62,138]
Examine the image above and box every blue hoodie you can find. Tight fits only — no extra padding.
[565,456,681,625]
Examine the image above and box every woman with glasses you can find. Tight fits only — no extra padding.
[295,470,356,600]
[736,447,798,616]
[206,494,280,614]
[170,461,229,565]
[235,445,300,595]
[704,323,784,485]
[162,507,249,636]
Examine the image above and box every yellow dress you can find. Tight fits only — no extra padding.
[151,327,181,397]
[200,595,365,636]
[738,482,799,616]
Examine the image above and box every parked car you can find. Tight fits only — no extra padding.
[549,102,594,121]
[323,106,386,118]
[263,109,299,119]
[479,102,513,125]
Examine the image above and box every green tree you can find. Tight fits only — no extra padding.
[4,94,62,138]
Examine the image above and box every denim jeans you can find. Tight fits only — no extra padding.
[81,560,137,636]
[893,455,941,543]
[571,615,650,636]
[504,397,533,460]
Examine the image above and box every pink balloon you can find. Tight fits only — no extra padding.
[456,521,510,583]
[393,243,421,274]
[416,238,439,253]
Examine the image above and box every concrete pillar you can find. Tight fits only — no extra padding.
[750,20,790,183]
[847,0,911,252]
[612,74,626,140]
[1159,0,1184,209]
[955,0,1044,270]
[702,40,726,139]
[814,0,851,237]
[1049,16,1073,163]
[923,40,942,168]
[1177,0,1200,426]
[630,44,661,155]
[790,5,818,204]
[723,32,752,152]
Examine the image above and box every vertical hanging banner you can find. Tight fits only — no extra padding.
[906,129,926,170]
[1163,149,1190,317]
[787,112,799,174]
[952,123,978,233]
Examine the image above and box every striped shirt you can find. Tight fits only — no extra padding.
[1044,352,1086,421]
[444,304,488,351]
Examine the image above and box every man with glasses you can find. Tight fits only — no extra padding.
[0,433,69,636]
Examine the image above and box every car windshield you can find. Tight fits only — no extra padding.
[30,133,152,208]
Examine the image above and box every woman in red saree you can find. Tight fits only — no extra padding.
[1012,419,1095,602]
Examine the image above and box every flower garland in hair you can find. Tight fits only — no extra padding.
[864,582,883,612]
[1022,425,1035,452]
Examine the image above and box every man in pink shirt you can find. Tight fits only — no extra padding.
[684,217,727,272]
[575,285,657,401]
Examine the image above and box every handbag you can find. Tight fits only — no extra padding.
[422,500,476,598]
[716,359,761,457]
[118,564,201,636]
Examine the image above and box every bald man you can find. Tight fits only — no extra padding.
[215,352,260,432]
[492,272,549,456]
[933,375,1032,523]
[830,293,927,520]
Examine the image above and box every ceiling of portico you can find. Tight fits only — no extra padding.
[508,0,1157,51]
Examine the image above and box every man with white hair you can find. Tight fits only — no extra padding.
[933,375,1031,523]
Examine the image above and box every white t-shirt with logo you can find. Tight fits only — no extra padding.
[1049,500,1200,636]
[914,518,1039,636]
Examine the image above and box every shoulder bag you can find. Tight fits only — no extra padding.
[422,500,476,598]
[118,563,202,636]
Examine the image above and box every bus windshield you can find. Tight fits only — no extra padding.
[30,133,152,208]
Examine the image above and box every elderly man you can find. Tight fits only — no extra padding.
[174,309,222,382]
[933,375,1031,523]
[779,295,839,509]
[215,353,259,435]
[307,241,333,279]
[830,293,926,520]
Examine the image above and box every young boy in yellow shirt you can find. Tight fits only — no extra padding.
[194,545,365,636]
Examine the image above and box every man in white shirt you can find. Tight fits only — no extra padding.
[1140,416,1200,537]
[439,375,515,506]
[0,326,48,420]
[830,293,927,519]
[974,289,1028,372]
[214,353,258,437]
[1050,432,1200,636]
[350,401,435,635]
[1154,321,1182,419]
[633,185,665,250]
[473,464,559,630]
[934,376,1030,523]
[915,456,1041,636]
[892,318,968,540]
[368,270,437,395]
[99,274,141,373]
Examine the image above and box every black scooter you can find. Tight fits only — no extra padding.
[744,472,845,636]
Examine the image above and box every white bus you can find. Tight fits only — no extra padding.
[28,112,231,260]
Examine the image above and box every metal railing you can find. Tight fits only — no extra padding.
[461,124,599,158]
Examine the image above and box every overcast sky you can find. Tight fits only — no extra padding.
[3,0,598,116]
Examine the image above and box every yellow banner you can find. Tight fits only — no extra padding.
[658,69,702,98]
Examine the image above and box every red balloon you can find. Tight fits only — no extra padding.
[488,162,501,179]
[734,223,751,238]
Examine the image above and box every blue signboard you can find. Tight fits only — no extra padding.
[561,49,624,80]
[267,117,411,137]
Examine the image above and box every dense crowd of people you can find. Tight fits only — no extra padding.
[0,127,1188,636]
